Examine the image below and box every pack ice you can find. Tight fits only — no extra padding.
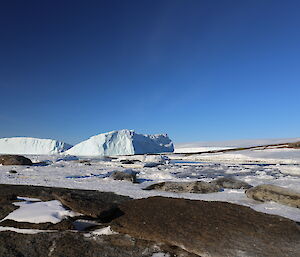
[65,129,174,156]
[0,137,72,155]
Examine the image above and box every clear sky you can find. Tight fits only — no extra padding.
[1,0,300,145]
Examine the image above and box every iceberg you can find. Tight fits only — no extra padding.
[0,137,72,155]
[65,129,174,156]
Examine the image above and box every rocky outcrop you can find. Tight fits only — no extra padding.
[112,196,300,257]
[210,177,252,189]
[0,184,131,221]
[0,155,32,166]
[143,181,221,193]
[246,184,300,208]
[0,184,299,257]
[0,231,190,257]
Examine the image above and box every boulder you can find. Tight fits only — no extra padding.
[210,177,252,189]
[143,181,221,193]
[0,155,32,165]
[112,196,300,257]
[246,184,300,208]
[110,170,138,183]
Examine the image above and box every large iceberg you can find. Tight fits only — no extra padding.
[0,137,72,155]
[65,129,174,156]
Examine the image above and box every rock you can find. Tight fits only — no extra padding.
[0,184,131,220]
[0,194,18,220]
[112,196,300,257]
[288,141,300,148]
[0,231,194,257]
[143,181,221,193]
[120,160,139,164]
[210,177,252,189]
[8,170,17,174]
[0,218,75,231]
[110,170,137,183]
[246,184,300,208]
[0,155,32,165]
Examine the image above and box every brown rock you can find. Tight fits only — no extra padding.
[143,181,221,193]
[0,218,75,231]
[0,155,32,165]
[112,196,300,257]
[0,184,131,221]
[0,231,192,257]
[246,184,300,208]
[210,177,252,189]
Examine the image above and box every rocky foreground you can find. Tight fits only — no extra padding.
[0,184,299,257]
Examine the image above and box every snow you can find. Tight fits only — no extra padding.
[0,137,72,155]
[2,198,79,224]
[151,253,170,257]
[65,129,174,156]
[90,226,118,236]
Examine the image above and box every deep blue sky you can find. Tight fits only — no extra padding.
[1,0,300,144]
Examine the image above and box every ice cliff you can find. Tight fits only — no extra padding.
[0,137,72,155]
[65,129,174,156]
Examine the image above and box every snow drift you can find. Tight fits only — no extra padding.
[65,129,174,156]
[0,137,72,155]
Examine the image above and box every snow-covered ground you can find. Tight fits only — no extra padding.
[174,137,300,153]
[0,147,300,222]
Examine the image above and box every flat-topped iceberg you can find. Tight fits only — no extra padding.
[65,129,174,156]
[0,137,72,155]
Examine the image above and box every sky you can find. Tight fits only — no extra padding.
[1,0,300,145]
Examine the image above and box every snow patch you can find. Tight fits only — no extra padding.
[2,198,78,224]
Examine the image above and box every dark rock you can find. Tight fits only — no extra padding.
[110,170,137,183]
[143,181,221,193]
[0,155,32,166]
[0,231,192,257]
[246,184,300,208]
[0,196,18,220]
[0,218,75,231]
[120,160,139,164]
[288,141,300,149]
[112,196,300,257]
[8,170,17,174]
[210,177,252,189]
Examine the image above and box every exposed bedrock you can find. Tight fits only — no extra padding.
[246,184,300,208]
[112,196,300,257]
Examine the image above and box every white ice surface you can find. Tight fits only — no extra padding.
[0,137,72,155]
